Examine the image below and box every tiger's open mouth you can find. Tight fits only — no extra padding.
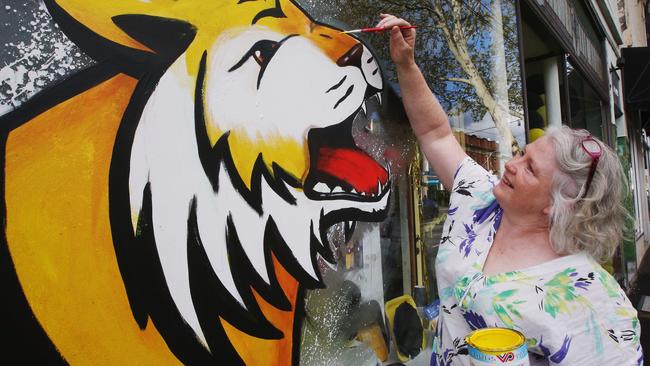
[304,91,390,203]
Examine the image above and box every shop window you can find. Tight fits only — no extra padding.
[566,60,604,138]
[298,0,525,364]
[520,2,566,138]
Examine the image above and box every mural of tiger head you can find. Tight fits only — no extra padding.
[0,0,391,364]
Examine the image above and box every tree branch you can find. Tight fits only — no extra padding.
[462,0,483,35]
[440,77,472,84]
[508,109,524,120]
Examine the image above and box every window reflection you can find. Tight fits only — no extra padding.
[567,59,604,138]
[298,0,524,364]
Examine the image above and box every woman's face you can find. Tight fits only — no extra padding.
[493,135,559,218]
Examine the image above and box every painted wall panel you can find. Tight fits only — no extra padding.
[0,1,397,364]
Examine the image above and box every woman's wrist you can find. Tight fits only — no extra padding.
[395,60,419,75]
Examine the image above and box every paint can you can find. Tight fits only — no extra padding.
[465,328,530,366]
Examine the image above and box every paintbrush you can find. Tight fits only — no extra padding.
[340,25,417,34]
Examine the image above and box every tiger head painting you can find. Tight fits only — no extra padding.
[0,0,391,365]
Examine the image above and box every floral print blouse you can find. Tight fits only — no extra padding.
[431,157,643,366]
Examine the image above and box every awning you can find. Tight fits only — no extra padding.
[622,47,650,111]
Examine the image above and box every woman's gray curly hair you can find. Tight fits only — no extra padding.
[546,126,628,262]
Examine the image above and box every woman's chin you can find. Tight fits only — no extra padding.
[493,185,506,205]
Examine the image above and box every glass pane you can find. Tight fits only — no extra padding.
[299,0,524,364]
[618,138,638,287]
[567,60,603,138]
[521,5,566,138]
[419,154,450,307]
[300,0,526,165]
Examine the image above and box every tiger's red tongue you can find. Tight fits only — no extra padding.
[316,147,388,195]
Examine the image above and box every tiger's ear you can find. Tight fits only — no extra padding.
[112,15,196,59]
[45,0,197,67]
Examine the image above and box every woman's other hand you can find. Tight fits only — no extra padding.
[376,14,416,68]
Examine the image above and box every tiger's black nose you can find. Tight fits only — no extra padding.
[337,44,363,68]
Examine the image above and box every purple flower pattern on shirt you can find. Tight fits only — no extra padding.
[458,223,477,258]
[462,310,487,331]
[536,335,572,363]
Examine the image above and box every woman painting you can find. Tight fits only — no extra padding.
[376,13,643,366]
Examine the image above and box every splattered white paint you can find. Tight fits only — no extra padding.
[0,1,93,116]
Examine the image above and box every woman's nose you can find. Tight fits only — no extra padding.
[505,159,517,173]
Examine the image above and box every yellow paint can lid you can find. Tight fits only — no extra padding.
[466,328,525,353]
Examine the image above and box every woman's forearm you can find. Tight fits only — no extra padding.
[396,62,452,141]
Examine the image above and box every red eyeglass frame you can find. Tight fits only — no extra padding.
[580,135,602,198]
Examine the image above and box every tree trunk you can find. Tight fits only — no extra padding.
[432,0,520,164]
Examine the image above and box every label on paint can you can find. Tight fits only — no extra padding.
[466,328,530,366]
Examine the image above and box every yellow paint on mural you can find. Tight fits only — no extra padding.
[52,0,356,77]
[51,0,359,189]
[5,74,180,365]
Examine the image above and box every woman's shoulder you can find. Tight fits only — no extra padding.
[578,256,631,303]
[551,254,639,331]
[524,256,641,364]
[539,254,632,304]
[451,157,498,194]
[502,253,636,319]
